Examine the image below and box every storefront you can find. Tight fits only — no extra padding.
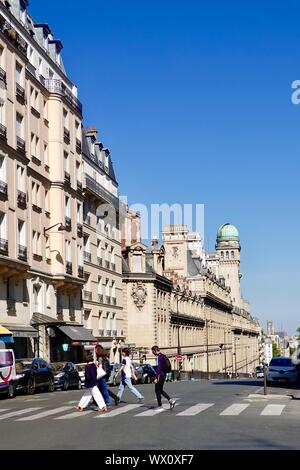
[49,324,98,364]
[2,325,38,358]
[0,325,14,349]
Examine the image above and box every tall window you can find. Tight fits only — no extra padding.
[105,279,110,298]
[0,212,6,240]
[64,152,69,173]
[16,113,23,138]
[77,203,81,223]
[18,219,26,247]
[98,276,102,295]
[76,161,81,182]
[16,62,22,85]
[65,239,71,262]
[0,155,6,182]
[77,244,82,267]
[65,196,70,218]
[63,109,68,129]
[32,231,41,255]
[112,281,116,300]
[231,251,235,259]
[16,165,25,191]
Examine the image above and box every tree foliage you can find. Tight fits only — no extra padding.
[272,341,281,358]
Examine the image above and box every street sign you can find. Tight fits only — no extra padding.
[176,355,183,362]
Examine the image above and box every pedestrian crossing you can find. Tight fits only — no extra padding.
[0,401,295,422]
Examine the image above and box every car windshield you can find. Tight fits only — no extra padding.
[16,360,33,372]
[51,363,66,372]
[269,358,292,367]
[256,366,263,371]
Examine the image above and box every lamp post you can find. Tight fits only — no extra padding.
[206,319,210,380]
[176,294,182,381]
[43,222,66,237]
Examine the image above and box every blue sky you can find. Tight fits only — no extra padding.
[31,0,300,334]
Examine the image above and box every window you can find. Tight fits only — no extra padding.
[63,109,68,128]
[112,281,116,299]
[38,58,43,75]
[18,219,26,246]
[65,196,70,218]
[22,279,29,303]
[45,189,50,213]
[226,251,229,259]
[111,247,115,264]
[221,251,224,259]
[98,276,102,294]
[231,251,235,259]
[32,231,41,255]
[0,155,6,182]
[97,240,101,258]
[28,47,34,64]
[133,254,142,272]
[105,279,110,297]
[16,165,25,191]
[16,113,23,138]
[76,161,81,182]
[64,152,69,172]
[43,100,48,120]
[6,279,14,300]
[65,239,71,262]
[0,211,6,240]
[77,244,82,266]
[32,182,41,208]
[16,62,23,85]
[77,203,81,223]
[83,235,89,252]
[44,143,49,166]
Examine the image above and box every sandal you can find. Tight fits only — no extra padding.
[100,407,108,413]
[75,406,84,412]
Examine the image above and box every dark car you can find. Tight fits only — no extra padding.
[132,363,144,383]
[15,358,55,395]
[141,364,157,384]
[51,362,81,391]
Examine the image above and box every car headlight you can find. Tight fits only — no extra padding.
[55,373,65,378]
[15,374,25,379]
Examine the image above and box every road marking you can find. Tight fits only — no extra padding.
[261,404,286,416]
[66,401,79,405]
[95,404,143,418]
[0,407,43,420]
[55,410,94,420]
[16,406,73,421]
[176,403,214,416]
[136,407,166,416]
[220,404,250,415]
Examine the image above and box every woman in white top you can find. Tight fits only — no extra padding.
[116,348,144,402]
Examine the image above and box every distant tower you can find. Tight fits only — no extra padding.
[267,320,274,336]
[215,223,241,307]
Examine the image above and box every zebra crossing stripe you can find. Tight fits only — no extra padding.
[16,406,73,421]
[136,407,165,417]
[0,407,43,420]
[220,404,250,415]
[176,403,214,416]
[55,410,94,420]
[95,404,143,418]
[261,404,286,416]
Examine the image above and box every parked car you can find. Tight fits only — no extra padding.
[267,357,299,385]
[255,366,265,379]
[51,362,81,391]
[0,349,16,399]
[107,364,121,386]
[75,363,86,388]
[141,364,157,384]
[15,358,55,395]
[132,363,144,383]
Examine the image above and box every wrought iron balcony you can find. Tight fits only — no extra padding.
[85,174,119,209]
[44,79,82,116]
[66,261,73,275]
[18,244,27,261]
[64,127,70,144]
[78,266,84,278]
[97,257,103,266]
[84,251,91,262]
[106,296,111,305]
[16,83,25,103]
[65,217,72,232]
[98,329,104,337]
[83,290,92,301]
[112,297,117,306]
[98,294,103,303]
[106,330,112,337]
[0,180,8,199]
[0,67,6,84]
[17,190,27,208]
[76,139,81,154]
[16,136,26,154]
[77,223,83,237]
[64,171,71,185]
[0,238,8,255]
[0,17,27,56]
[0,124,7,141]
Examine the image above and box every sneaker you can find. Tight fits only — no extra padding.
[114,397,120,406]
[169,399,176,410]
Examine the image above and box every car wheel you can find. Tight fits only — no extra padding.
[7,382,15,399]
[62,379,68,391]
[27,378,35,395]
[48,379,55,392]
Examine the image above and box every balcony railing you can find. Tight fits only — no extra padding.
[16,136,26,154]
[97,257,103,266]
[106,296,111,305]
[44,79,82,116]
[0,67,6,84]
[106,330,112,337]
[0,180,8,199]
[18,244,27,261]
[64,127,70,144]
[77,181,82,192]
[0,16,27,56]
[17,190,27,208]
[65,217,72,232]
[98,294,103,303]
[0,238,8,255]
[66,261,73,275]
[16,83,25,103]
[77,223,83,237]
[84,251,91,263]
[112,297,117,306]
[78,266,84,278]
[64,171,71,185]
[0,123,7,141]
[83,290,92,301]
[76,139,81,154]
[85,174,119,209]
[98,329,104,337]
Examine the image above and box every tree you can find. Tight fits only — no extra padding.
[297,327,300,341]
[290,347,296,357]
[272,341,281,358]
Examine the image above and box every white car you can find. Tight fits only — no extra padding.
[75,363,85,387]
[267,357,299,385]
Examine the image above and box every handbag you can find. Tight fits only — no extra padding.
[97,365,106,379]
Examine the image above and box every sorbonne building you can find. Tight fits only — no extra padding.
[122,222,260,376]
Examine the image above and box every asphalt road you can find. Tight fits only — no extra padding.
[0,378,300,450]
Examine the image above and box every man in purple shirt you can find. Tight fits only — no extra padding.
[152,345,176,410]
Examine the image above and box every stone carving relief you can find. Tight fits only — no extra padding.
[131,282,147,310]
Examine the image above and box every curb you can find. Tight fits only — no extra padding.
[247,394,292,399]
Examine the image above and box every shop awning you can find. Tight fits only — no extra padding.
[5,325,38,338]
[57,325,96,342]
[0,336,14,343]
[31,312,65,326]
[0,325,12,335]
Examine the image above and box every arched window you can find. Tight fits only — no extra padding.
[221,251,224,258]
[231,251,235,259]
[226,251,229,259]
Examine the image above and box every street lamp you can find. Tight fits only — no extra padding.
[176,292,182,381]
[206,319,210,380]
[43,223,66,236]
